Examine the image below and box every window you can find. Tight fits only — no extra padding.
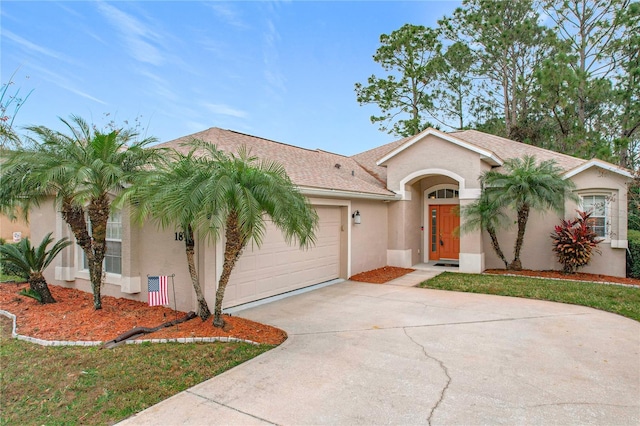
[428,188,459,199]
[582,195,607,238]
[105,211,122,274]
[83,210,122,274]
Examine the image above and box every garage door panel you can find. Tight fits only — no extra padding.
[223,206,341,308]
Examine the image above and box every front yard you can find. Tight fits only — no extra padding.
[421,272,640,322]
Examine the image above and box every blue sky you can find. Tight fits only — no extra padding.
[1,1,461,155]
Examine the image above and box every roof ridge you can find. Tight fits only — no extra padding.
[315,149,348,157]
[217,128,321,154]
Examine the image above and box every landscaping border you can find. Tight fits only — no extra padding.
[0,310,260,347]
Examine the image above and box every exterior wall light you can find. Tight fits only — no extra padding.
[352,210,361,224]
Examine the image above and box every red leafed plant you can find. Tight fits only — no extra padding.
[551,211,602,274]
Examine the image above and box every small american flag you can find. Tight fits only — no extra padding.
[148,276,169,306]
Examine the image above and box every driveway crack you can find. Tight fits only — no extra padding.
[403,328,451,426]
[185,390,279,425]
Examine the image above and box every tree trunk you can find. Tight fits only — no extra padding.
[509,204,530,270]
[487,227,509,269]
[60,197,108,310]
[28,273,56,304]
[86,196,110,310]
[213,213,245,328]
[184,225,211,320]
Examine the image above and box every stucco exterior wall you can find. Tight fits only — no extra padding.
[383,135,484,195]
[564,166,629,277]
[482,166,630,277]
[0,214,30,242]
[386,184,422,267]
[136,221,195,311]
[482,209,561,271]
[350,199,388,275]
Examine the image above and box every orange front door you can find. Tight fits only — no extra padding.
[429,205,460,260]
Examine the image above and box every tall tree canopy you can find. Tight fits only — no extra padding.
[355,24,441,137]
[356,0,639,168]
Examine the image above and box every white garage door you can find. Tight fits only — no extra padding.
[222,205,341,308]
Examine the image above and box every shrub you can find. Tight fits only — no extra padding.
[551,211,602,274]
[627,229,640,278]
[0,240,28,279]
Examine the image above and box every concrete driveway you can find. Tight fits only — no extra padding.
[120,281,640,425]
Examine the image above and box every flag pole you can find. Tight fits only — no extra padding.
[170,274,178,331]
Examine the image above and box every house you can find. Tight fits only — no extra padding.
[31,127,632,312]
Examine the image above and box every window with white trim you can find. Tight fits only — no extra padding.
[83,210,122,274]
[581,195,607,238]
[428,188,459,199]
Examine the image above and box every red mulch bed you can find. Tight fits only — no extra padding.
[350,266,415,284]
[0,283,287,345]
[485,269,640,287]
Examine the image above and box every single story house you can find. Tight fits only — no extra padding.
[32,127,632,312]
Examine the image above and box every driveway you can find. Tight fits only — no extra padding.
[120,280,640,425]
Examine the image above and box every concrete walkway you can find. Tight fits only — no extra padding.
[120,280,640,425]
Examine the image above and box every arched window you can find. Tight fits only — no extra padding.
[428,188,459,199]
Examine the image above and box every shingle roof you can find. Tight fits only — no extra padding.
[159,127,627,198]
[449,129,586,171]
[350,129,596,181]
[350,136,409,183]
[157,128,394,197]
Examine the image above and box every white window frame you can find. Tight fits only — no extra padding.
[580,194,609,240]
[427,184,459,200]
[77,210,123,279]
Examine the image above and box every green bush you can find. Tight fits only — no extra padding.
[627,229,640,278]
[0,241,28,279]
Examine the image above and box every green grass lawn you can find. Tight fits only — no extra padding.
[0,316,274,425]
[421,272,640,322]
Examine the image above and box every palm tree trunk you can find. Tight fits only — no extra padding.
[28,273,56,304]
[87,196,110,310]
[509,204,530,270]
[60,198,107,310]
[487,226,509,269]
[213,213,245,328]
[184,225,211,320]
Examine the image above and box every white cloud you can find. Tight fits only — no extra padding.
[262,18,286,95]
[27,63,107,105]
[206,3,249,29]
[96,1,165,66]
[3,30,69,62]
[202,102,247,118]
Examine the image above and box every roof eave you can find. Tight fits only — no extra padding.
[376,128,504,167]
[298,186,401,201]
[563,159,634,179]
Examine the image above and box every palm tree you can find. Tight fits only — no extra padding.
[145,140,318,328]
[480,155,576,270]
[127,148,218,320]
[460,192,510,269]
[0,233,72,303]
[0,115,164,309]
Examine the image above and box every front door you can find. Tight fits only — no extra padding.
[429,205,460,260]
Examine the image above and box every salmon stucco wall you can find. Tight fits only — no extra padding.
[0,214,30,242]
[482,209,560,271]
[383,134,485,196]
[482,166,630,277]
[386,183,422,267]
[350,199,388,275]
[564,166,629,277]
